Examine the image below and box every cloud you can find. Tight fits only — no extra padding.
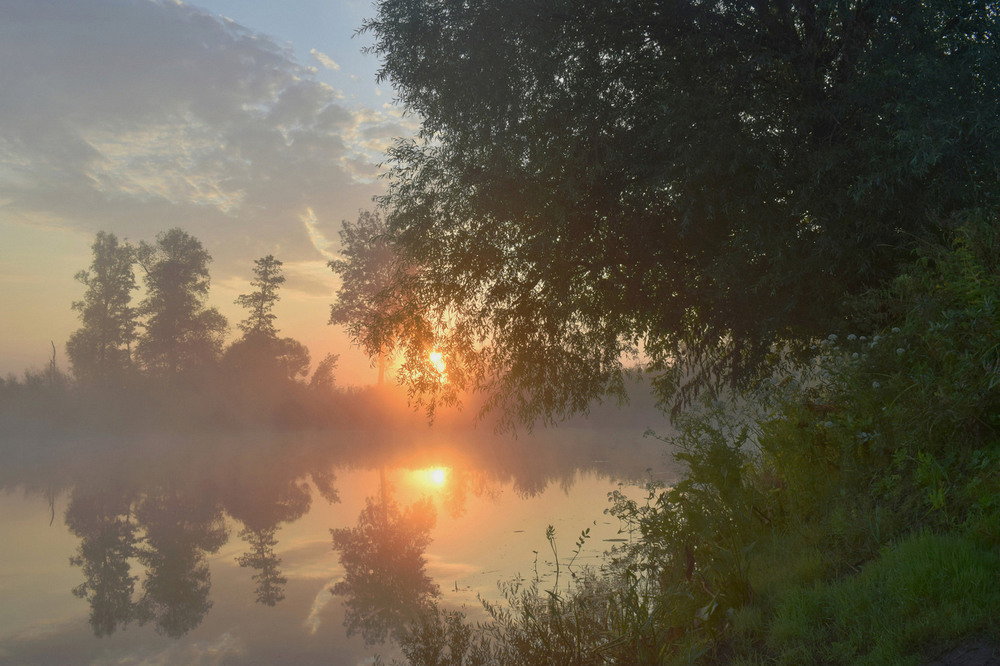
[310,48,341,71]
[276,259,336,298]
[0,0,405,278]
[304,577,339,635]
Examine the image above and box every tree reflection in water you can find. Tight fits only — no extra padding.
[220,460,318,607]
[60,433,348,637]
[65,482,141,637]
[133,490,228,638]
[331,470,439,646]
[65,482,228,638]
[5,424,666,646]
[236,526,286,606]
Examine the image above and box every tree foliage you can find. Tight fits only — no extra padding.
[329,210,410,386]
[67,231,137,386]
[236,255,284,339]
[135,228,227,380]
[310,352,341,392]
[227,254,311,386]
[223,335,311,385]
[362,0,1000,422]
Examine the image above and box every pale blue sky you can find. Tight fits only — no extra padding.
[0,0,418,384]
[192,0,388,107]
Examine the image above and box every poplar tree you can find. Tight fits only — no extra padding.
[67,231,137,386]
[328,210,406,386]
[135,228,227,381]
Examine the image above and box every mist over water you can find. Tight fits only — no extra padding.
[0,403,675,665]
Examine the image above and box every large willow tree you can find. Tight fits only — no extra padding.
[361,0,1000,423]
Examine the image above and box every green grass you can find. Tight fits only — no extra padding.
[764,530,1000,665]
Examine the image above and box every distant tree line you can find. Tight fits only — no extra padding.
[67,228,227,387]
[1,227,346,431]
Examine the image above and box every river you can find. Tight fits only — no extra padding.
[0,421,675,665]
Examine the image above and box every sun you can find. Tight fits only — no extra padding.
[429,467,447,486]
[429,350,446,375]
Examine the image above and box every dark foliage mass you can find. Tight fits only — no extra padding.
[360,0,1000,423]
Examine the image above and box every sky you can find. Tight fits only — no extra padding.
[0,0,419,385]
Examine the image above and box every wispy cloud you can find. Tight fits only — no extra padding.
[310,48,341,71]
[304,576,339,635]
[301,207,337,262]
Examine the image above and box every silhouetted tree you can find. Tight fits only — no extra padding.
[66,231,137,386]
[330,471,439,645]
[310,352,340,392]
[236,255,284,339]
[135,228,227,381]
[223,335,311,386]
[225,254,310,388]
[329,210,407,386]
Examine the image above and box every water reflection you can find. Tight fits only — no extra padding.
[134,490,227,637]
[65,479,229,638]
[236,526,286,606]
[331,469,438,645]
[48,433,352,639]
[0,423,672,662]
[220,459,316,607]
[65,481,141,637]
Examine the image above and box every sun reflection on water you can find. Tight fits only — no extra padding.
[426,466,448,487]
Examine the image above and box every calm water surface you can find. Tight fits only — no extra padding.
[0,424,674,665]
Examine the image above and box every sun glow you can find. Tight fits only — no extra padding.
[418,466,448,488]
[429,350,446,375]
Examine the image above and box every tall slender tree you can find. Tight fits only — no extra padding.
[135,228,227,381]
[226,255,310,386]
[67,231,137,386]
[235,255,284,339]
